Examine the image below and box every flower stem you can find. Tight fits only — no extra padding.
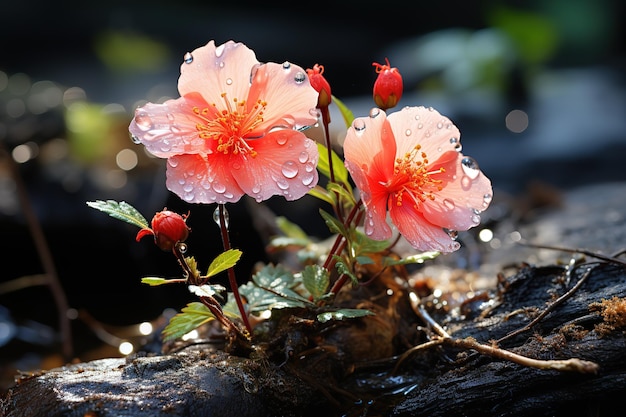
[216,204,252,334]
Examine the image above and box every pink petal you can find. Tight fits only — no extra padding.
[389,203,461,253]
[129,93,215,158]
[421,152,492,231]
[345,159,392,241]
[247,62,319,132]
[343,110,396,183]
[178,40,259,107]
[230,130,319,202]
[165,154,244,204]
[388,106,462,162]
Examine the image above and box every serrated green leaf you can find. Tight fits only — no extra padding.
[332,95,355,128]
[317,308,374,323]
[86,200,149,229]
[334,257,359,287]
[239,264,311,314]
[302,264,330,300]
[206,249,242,277]
[161,302,215,341]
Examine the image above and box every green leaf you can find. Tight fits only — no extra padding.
[332,95,355,128]
[162,302,215,341]
[141,277,168,286]
[206,249,242,277]
[315,142,350,187]
[319,208,346,236]
[317,308,374,323]
[86,200,149,229]
[307,185,334,205]
[302,264,330,300]
[239,264,311,314]
[276,216,309,239]
[334,257,359,287]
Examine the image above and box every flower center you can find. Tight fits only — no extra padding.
[194,93,267,156]
[390,144,444,208]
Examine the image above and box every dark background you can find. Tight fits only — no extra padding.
[1,0,625,389]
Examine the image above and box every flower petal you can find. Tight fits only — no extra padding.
[129,93,214,158]
[178,40,259,106]
[165,154,244,204]
[389,203,461,253]
[230,130,319,202]
[247,62,319,132]
[422,152,493,230]
[388,106,461,161]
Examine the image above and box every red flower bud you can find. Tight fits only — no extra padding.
[136,209,190,252]
[372,58,403,111]
[306,64,332,109]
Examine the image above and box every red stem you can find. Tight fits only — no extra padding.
[216,204,252,334]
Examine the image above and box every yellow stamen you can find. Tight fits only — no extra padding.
[389,144,445,208]
[193,93,267,157]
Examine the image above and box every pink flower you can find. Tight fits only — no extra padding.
[343,106,493,253]
[129,40,320,204]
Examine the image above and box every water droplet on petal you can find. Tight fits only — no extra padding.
[130,133,141,144]
[483,193,493,207]
[309,108,321,119]
[437,122,443,129]
[276,134,288,145]
[226,78,233,85]
[461,176,471,190]
[298,151,309,163]
[282,61,291,70]
[183,52,193,64]
[369,108,381,118]
[294,72,306,84]
[444,228,458,240]
[277,179,289,190]
[252,184,261,194]
[215,44,225,57]
[443,199,455,210]
[405,129,412,136]
[353,119,366,132]
[417,123,423,129]
[461,156,480,179]
[213,182,226,193]
[471,214,481,225]
[281,161,298,178]
[450,137,462,152]
[301,172,315,186]
[134,112,153,131]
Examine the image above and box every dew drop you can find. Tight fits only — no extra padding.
[294,72,306,84]
[405,129,412,136]
[353,119,366,132]
[301,171,315,186]
[168,158,179,168]
[276,179,289,190]
[215,44,225,57]
[281,161,298,178]
[437,122,443,129]
[183,52,193,64]
[183,192,195,202]
[450,137,462,152]
[282,61,291,70]
[226,78,233,85]
[444,228,458,240]
[461,176,472,190]
[369,108,381,118]
[471,214,481,226]
[134,112,153,131]
[443,199,455,210]
[219,61,225,68]
[461,156,480,179]
[252,184,261,194]
[213,206,229,228]
[130,133,141,144]
[483,193,493,207]
[298,151,309,163]
[309,108,321,119]
[177,242,188,253]
[167,113,175,121]
[276,134,288,145]
[213,182,226,193]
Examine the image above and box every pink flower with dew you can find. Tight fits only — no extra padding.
[343,106,493,253]
[129,40,320,204]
